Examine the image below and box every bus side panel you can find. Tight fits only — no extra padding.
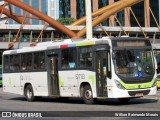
[58,70,96,97]
[59,71,79,97]
[20,72,49,96]
[3,73,23,95]
[78,70,97,98]
[3,72,49,96]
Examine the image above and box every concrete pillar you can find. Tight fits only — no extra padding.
[144,0,150,27]
[125,7,131,27]
[85,0,93,39]
[30,31,33,43]
[9,31,11,42]
[70,0,77,19]
[109,0,114,26]
[92,0,98,12]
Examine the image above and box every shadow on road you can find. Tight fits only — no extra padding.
[8,96,158,106]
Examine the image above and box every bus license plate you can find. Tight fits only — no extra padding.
[135,93,143,97]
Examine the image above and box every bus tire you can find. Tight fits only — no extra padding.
[118,98,130,103]
[25,84,35,102]
[83,85,94,104]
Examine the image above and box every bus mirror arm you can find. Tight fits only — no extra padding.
[154,57,158,70]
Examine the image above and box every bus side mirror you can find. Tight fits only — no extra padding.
[154,57,158,70]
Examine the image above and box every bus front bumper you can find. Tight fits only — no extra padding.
[108,86,157,98]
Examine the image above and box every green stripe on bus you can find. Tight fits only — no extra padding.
[119,79,154,90]
[59,76,64,86]
[88,75,94,85]
[76,41,94,47]
[9,78,12,85]
[0,80,2,85]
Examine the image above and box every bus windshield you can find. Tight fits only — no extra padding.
[113,49,155,79]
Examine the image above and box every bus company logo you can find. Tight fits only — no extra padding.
[75,74,85,80]
[2,112,11,117]
[19,75,32,81]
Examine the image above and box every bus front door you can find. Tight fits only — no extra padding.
[49,55,59,96]
[96,51,108,97]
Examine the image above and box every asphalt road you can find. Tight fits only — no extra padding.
[0,87,160,119]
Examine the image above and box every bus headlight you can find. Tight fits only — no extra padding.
[115,80,126,90]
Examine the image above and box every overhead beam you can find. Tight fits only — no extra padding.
[76,0,144,38]
[70,0,124,26]
[0,5,29,24]
[4,0,77,38]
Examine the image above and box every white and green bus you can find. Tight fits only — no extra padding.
[3,37,157,104]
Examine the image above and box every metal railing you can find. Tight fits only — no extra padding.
[0,37,61,43]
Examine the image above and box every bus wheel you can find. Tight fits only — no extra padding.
[83,85,94,104]
[25,84,35,102]
[118,98,130,103]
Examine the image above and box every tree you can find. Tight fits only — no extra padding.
[57,17,76,25]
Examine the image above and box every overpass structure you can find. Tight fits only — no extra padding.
[0,24,159,49]
[0,0,159,49]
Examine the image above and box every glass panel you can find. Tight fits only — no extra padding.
[79,47,92,68]
[150,0,159,27]
[51,58,55,74]
[34,52,45,70]
[61,48,77,69]
[4,56,9,72]
[10,55,20,71]
[59,0,70,18]
[114,0,124,26]
[113,49,154,78]
[131,2,144,27]
[76,0,85,19]
[21,53,32,71]
[32,0,39,24]
[155,50,160,73]
[98,0,109,26]
[39,52,45,69]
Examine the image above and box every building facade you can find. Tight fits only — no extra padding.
[9,0,59,25]
[7,0,160,27]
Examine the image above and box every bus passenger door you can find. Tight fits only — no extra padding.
[95,50,109,97]
[49,55,59,96]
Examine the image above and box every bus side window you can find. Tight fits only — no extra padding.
[61,48,77,69]
[62,59,68,69]
[34,53,39,69]
[34,52,45,70]
[10,55,20,72]
[4,56,9,72]
[79,47,92,68]
[39,52,45,69]
[21,53,32,71]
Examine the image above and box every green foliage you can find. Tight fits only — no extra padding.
[57,17,76,25]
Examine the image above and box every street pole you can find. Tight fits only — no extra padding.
[85,0,93,40]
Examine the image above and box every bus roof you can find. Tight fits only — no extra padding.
[3,37,149,55]
[3,37,110,55]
